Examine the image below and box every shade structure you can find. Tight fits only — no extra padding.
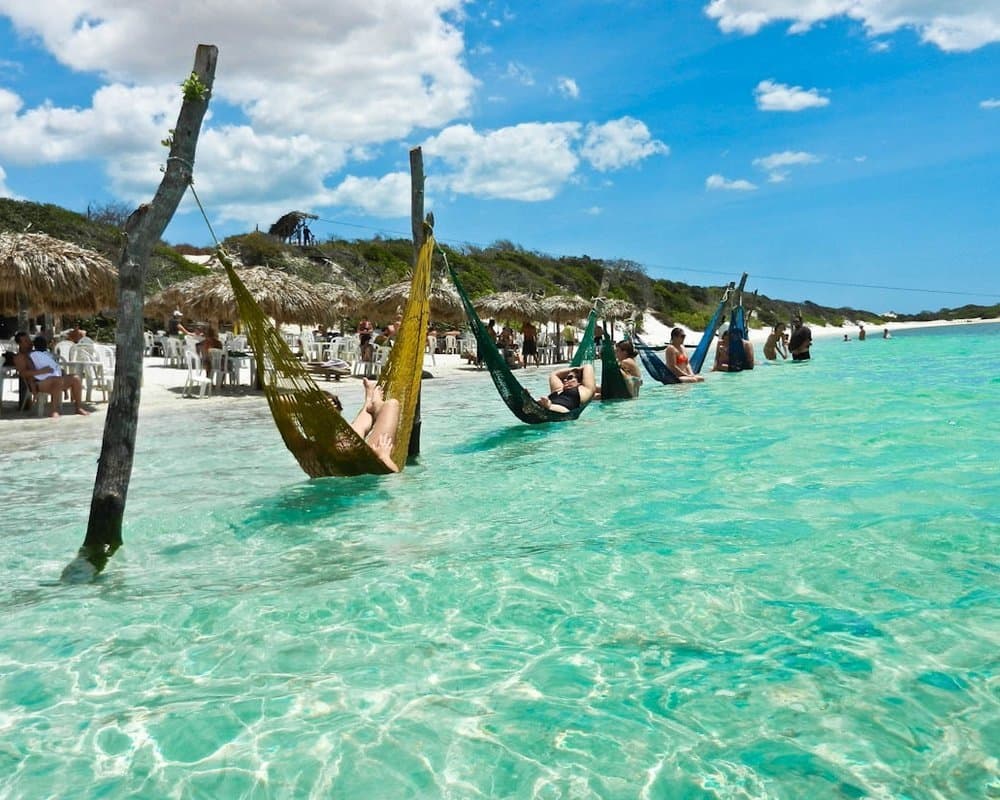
[539,293,592,322]
[473,291,541,324]
[146,266,331,325]
[601,298,639,324]
[0,231,118,315]
[367,277,465,324]
[314,280,363,324]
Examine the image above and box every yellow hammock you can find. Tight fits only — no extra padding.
[219,232,433,477]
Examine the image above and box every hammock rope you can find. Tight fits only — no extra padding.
[187,178,432,477]
[444,254,597,423]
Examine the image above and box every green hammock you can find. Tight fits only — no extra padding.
[570,313,598,367]
[599,335,633,400]
[446,258,597,423]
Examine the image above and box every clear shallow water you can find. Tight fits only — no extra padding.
[1,323,998,799]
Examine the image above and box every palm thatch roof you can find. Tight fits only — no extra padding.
[0,231,118,314]
[473,291,540,323]
[146,266,331,325]
[367,277,465,325]
[601,298,639,321]
[539,293,592,321]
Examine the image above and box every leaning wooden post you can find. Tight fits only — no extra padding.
[407,147,426,460]
[62,45,218,581]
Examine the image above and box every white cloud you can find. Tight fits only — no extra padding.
[0,1,476,144]
[753,150,820,171]
[584,206,602,216]
[0,164,22,199]
[327,172,412,218]
[755,79,829,111]
[505,61,535,86]
[420,116,666,202]
[0,3,666,228]
[752,150,820,183]
[0,83,176,165]
[706,174,757,191]
[981,98,1000,109]
[705,0,1000,52]
[580,117,669,171]
[423,122,581,201]
[557,77,580,99]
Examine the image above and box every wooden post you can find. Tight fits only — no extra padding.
[62,45,218,581]
[407,147,425,460]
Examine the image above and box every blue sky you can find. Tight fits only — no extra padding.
[0,1,997,314]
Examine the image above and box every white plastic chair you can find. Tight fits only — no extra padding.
[94,344,115,393]
[68,343,109,403]
[54,339,75,365]
[161,337,183,367]
[445,334,458,354]
[183,350,212,398]
[425,334,436,366]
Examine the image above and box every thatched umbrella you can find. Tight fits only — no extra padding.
[0,232,118,325]
[367,277,465,325]
[600,298,639,339]
[145,266,331,325]
[473,291,540,324]
[540,294,592,359]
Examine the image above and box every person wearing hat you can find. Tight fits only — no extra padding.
[167,310,192,338]
[665,327,705,383]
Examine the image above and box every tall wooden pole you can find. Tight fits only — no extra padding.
[63,45,219,581]
[408,147,425,459]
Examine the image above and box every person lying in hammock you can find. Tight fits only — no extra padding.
[348,378,401,472]
[537,364,596,413]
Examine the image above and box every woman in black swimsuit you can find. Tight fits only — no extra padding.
[538,365,596,413]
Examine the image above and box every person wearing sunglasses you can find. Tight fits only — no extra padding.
[538,364,596,413]
[665,327,704,383]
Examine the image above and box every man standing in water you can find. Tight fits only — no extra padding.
[788,316,812,361]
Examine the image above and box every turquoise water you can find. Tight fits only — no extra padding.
[2,323,997,799]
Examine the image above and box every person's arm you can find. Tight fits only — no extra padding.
[14,353,50,381]
[578,364,597,403]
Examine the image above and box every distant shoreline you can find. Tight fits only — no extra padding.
[636,314,1000,347]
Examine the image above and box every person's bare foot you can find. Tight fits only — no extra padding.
[368,382,386,415]
[361,377,378,413]
[48,411,61,419]
[75,407,90,416]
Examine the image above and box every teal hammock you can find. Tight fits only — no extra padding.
[446,258,597,423]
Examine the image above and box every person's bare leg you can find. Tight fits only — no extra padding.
[35,377,61,417]
[349,377,378,439]
[367,397,401,472]
[69,376,89,415]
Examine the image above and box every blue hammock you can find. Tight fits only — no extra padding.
[634,334,679,384]
[689,284,733,374]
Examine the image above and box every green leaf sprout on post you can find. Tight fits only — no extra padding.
[181,71,209,102]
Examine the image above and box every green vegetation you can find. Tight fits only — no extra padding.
[3,198,997,329]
